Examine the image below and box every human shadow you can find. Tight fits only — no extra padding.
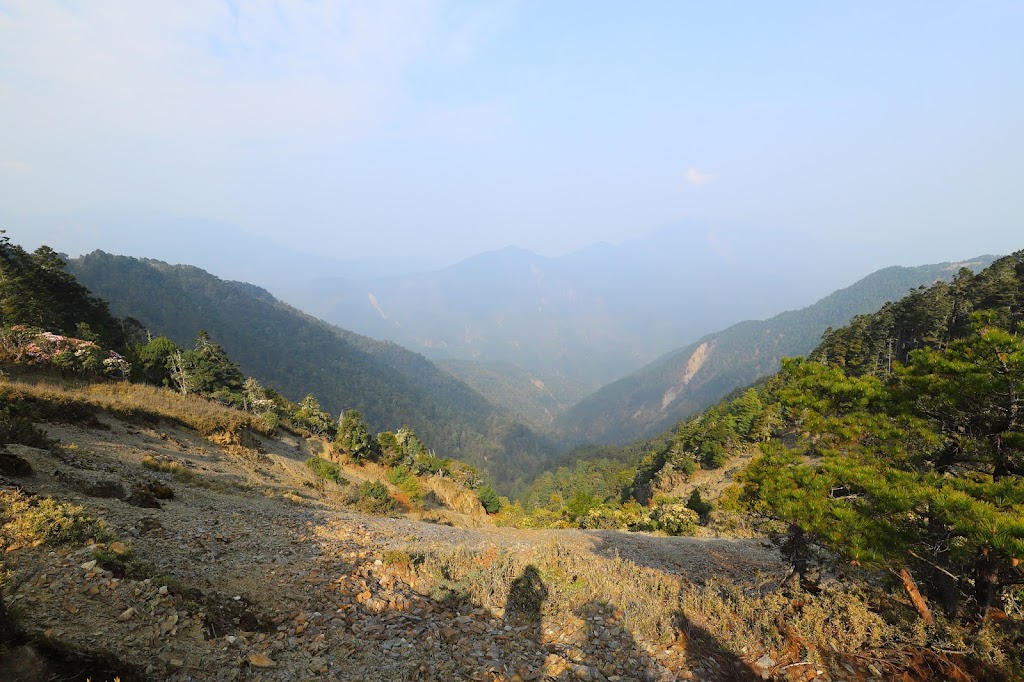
[496,565,762,682]
[674,611,763,681]
[504,564,548,642]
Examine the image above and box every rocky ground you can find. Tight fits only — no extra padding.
[0,414,850,682]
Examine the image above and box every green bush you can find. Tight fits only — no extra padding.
[355,480,397,514]
[477,485,501,514]
[685,489,713,521]
[305,456,347,485]
[387,466,423,503]
[0,492,111,545]
[651,503,699,536]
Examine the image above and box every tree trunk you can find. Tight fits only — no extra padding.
[899,567,935,625]
[974,549,1002,617]
[925,517,960,616]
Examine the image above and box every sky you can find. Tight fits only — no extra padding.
[1,1,1022,271]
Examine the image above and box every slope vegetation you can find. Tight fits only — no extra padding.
[66,251,554,489]
[560,256,994,444]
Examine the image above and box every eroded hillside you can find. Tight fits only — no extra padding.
[2,380,964,682]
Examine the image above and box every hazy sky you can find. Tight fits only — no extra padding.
[1,1,1022,267]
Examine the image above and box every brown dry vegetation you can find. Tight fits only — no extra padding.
[0,375,1018,681]
[1,375,265,436]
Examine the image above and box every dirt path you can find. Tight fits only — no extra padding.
[1,416,788,682]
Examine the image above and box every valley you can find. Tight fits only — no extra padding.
[1,234,1022,681]
[4,5,1021,679]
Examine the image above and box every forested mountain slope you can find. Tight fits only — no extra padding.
[559,256,994,445]
[500,251,1024,677]
[293,225,857,387]
[0,234,131,350]
[67,251,555,489]
[627,250,1024,618]
[436,359,592,433]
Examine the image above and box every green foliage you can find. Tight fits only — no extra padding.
[376,430,401,466]
[294,394,335,437]
[895,318,1024,478]
[177,331,245,405]
[305,456,347,485]
[685,489,713,521]
[356,480,397,514]
[336,409,377,461]
[742,327,1024,613]
[671,388,767,469]
[0,388,51,448]
[65,249,555,490]
[0,491,111,546]
[387,465,423,503]
[359,480,390,500]
[650,503,699,536]
[477,485,501,514]
[132,335,180,385]
[0,235,128,350]
[520,458,635,512]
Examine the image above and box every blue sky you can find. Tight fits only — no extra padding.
[1,1,1021,271]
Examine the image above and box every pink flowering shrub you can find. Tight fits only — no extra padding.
[0,325,131,378]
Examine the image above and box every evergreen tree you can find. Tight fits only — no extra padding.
[337,410,378,461]
[294,394,334,437]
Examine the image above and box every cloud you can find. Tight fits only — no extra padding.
[685,167,714,186]
[0,0,466,146]
[0,160,31,174]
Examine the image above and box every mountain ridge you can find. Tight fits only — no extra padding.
[290,224,874,387]
[65,250,555,491]
[558,255,996,444]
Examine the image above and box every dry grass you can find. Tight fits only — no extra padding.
[0,490,112,547]
[0,377,267,437]
[140,454,194,480]
[408,540,1007,676]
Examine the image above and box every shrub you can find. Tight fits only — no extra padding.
[305,456,347,485]
[0,491,111,546]
[651,503,699,536]
[93,545,155,579]
[477,485,502,514]
[685,489,713,521]
[355,480,397,515]
[387,466,423,503]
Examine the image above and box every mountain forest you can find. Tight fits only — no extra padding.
[1,231,1022,681]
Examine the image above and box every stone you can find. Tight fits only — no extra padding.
[248,653,276,668]
[119,608,136,621]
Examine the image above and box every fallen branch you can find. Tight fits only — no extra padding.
[898,566,935,625]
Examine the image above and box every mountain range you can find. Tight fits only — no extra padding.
[557,256,995,444]
[287,224,876,387]
[65,251,555,493]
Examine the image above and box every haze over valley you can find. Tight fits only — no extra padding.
[2,2,1023,680]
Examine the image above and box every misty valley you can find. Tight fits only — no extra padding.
[0,229,1022,681]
